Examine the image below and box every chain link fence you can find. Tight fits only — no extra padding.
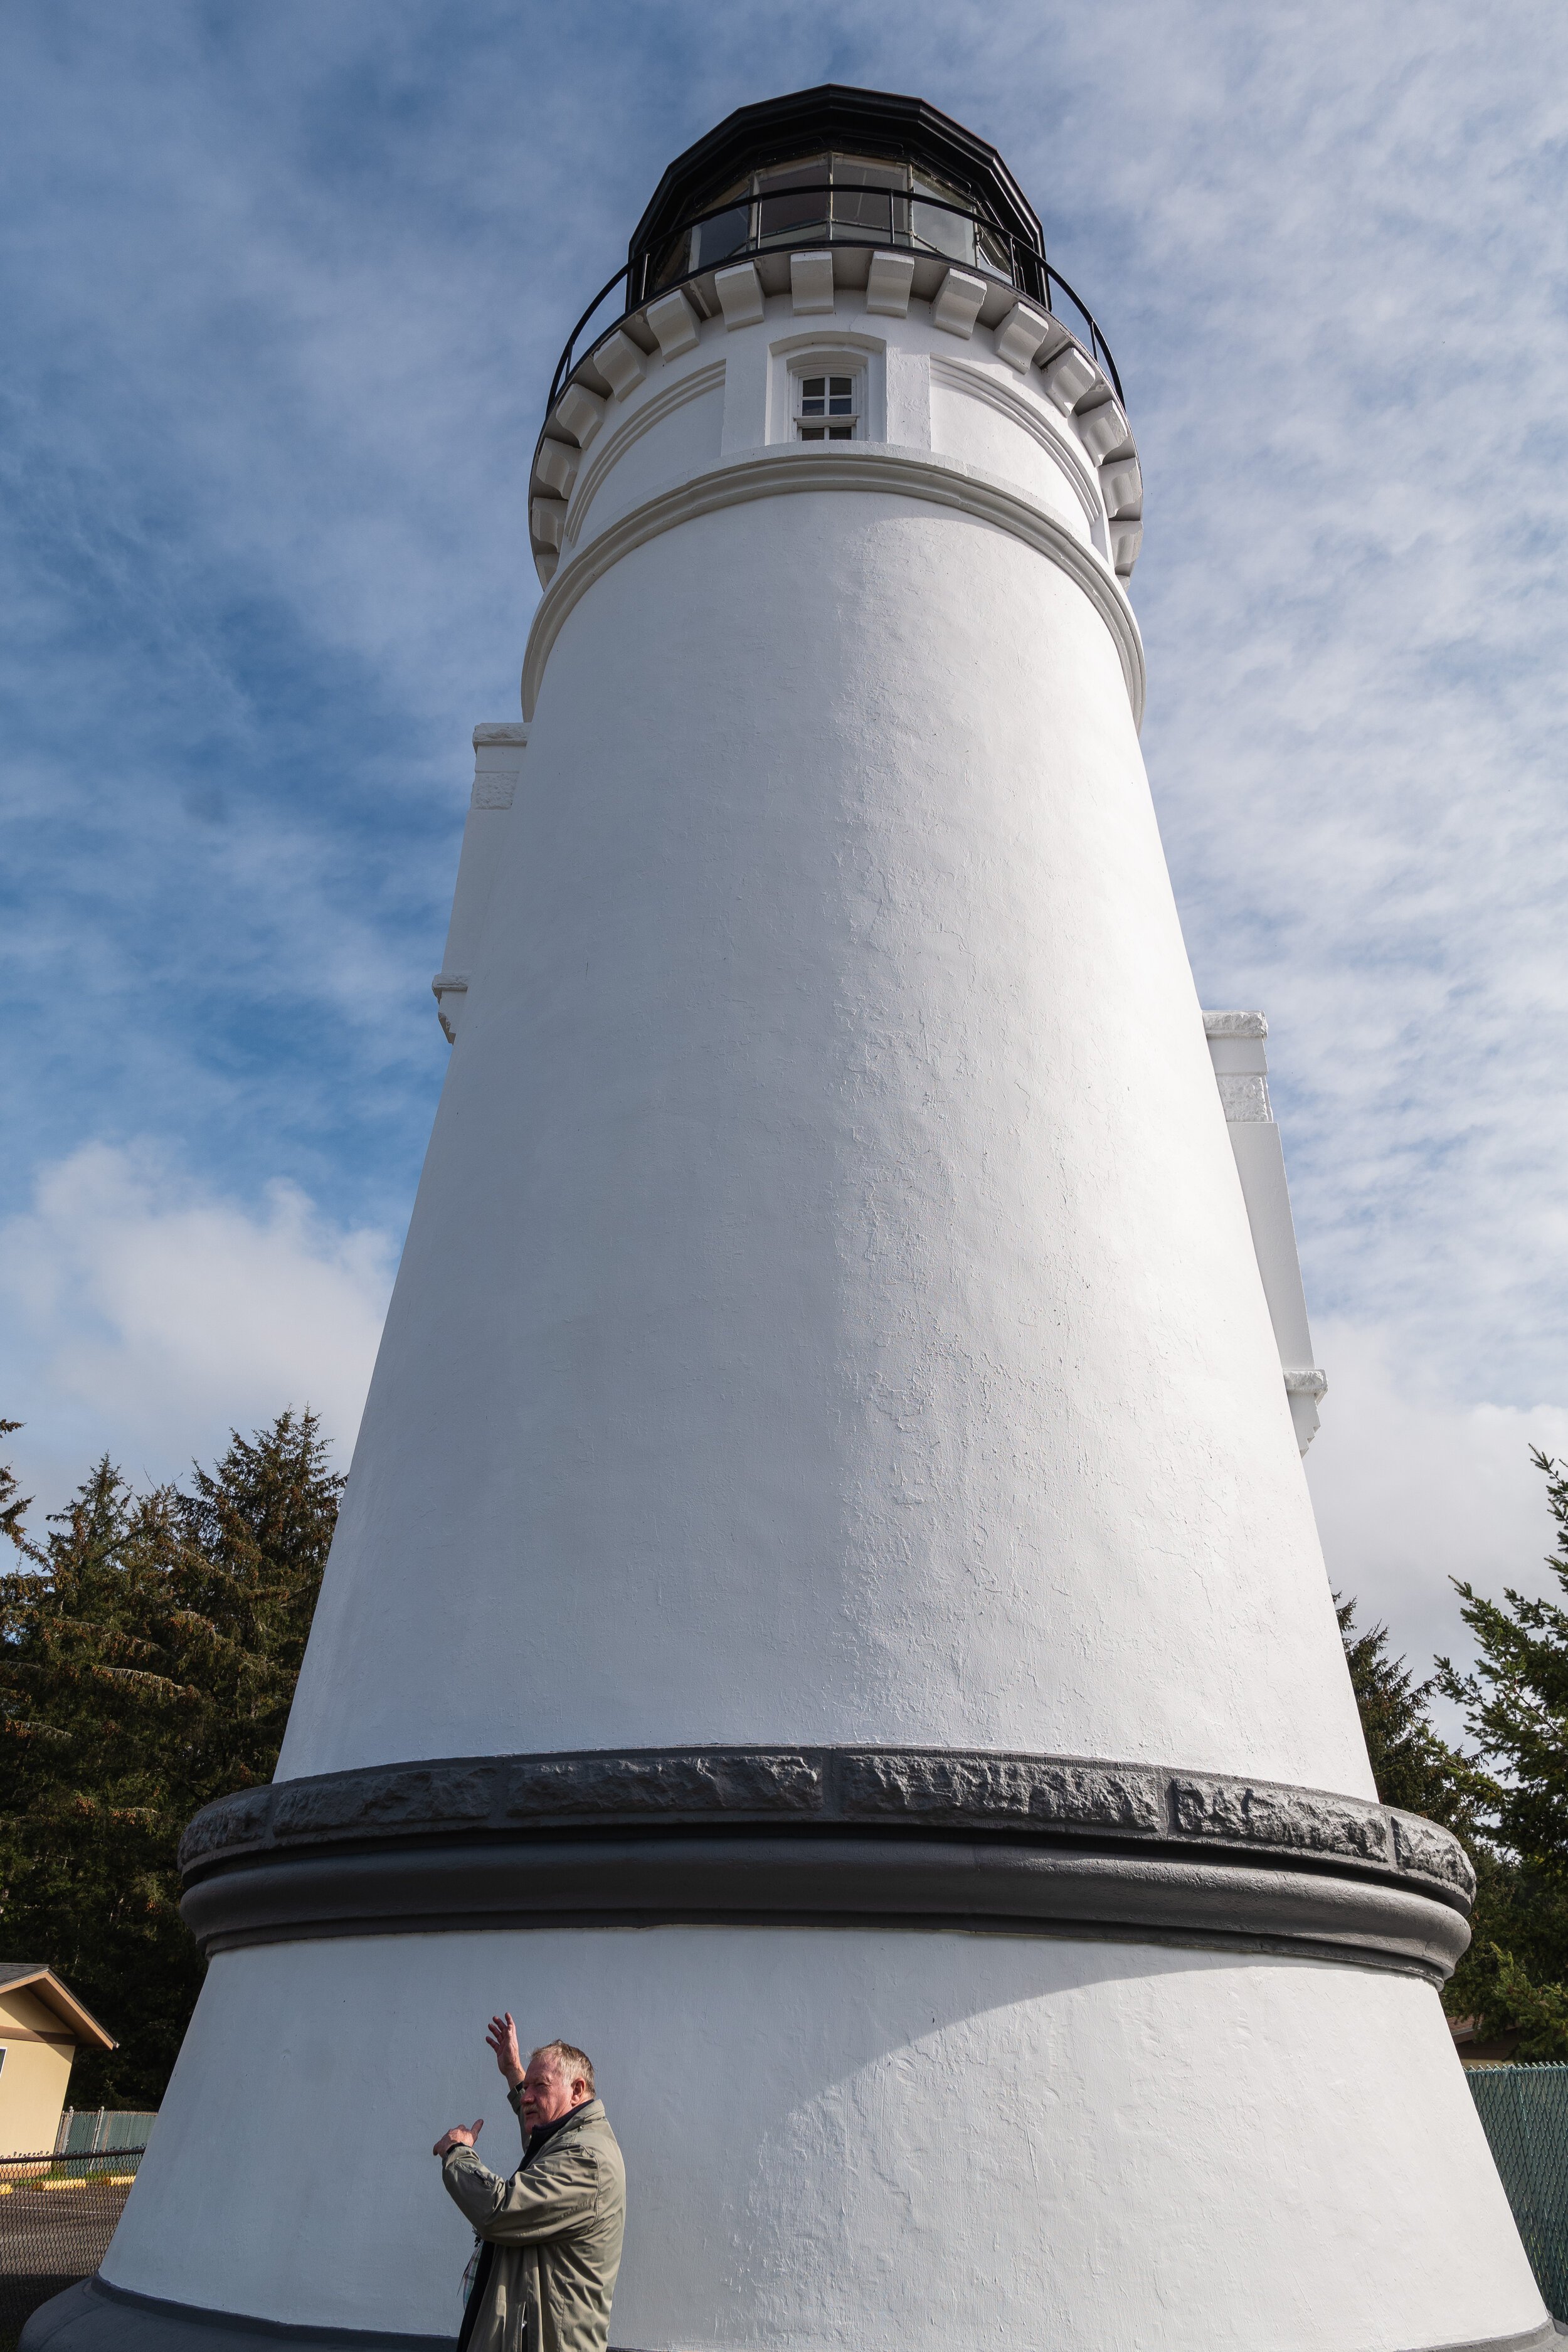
[0,2148,146,2339]
[1468,2063,1568,2320]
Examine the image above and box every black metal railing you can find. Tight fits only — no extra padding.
[544,184,1123,415]
[0,2146,146,2336]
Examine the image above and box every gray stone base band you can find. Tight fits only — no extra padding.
[179,1746,1475,1983]
[19,2279,1564,2352]
[183,1826,1470,1980]
[18,2277,450,2351]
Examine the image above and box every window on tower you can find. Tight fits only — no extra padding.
[646,153,1025,297]
[795,372,859,441]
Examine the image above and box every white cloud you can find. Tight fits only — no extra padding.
[1305,1316,1568,1735]
[0,1143,395,1519]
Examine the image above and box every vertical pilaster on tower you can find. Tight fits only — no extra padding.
[1203,1009,1328,1453]
[432,724,527,1041]
[38,82,1546,2352]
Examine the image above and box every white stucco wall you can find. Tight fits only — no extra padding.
[572,373,727,540]
[104,1926,1544,2350]
[928,368,1094,535]
[106,262,1542,2352]
[282,303,1369,1789]
[551,292,1112,571]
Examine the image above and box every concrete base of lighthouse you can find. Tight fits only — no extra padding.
[27,1922,1551,2352]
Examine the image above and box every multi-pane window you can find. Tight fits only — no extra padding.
[796,374,858,441]
[655,152,1020,293]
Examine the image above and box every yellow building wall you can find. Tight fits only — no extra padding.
[0,1986,78,2158]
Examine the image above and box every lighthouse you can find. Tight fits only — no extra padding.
[41,85,1548,2352]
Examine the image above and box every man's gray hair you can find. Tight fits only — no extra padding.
[531,2039,595,2095]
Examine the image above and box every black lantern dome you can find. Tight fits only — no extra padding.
[627,84,1048,310]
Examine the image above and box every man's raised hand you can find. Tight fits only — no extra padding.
[433,2119,484,2159]
[486,2011,524,2089]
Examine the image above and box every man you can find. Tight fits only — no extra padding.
[435,2018,626,2352]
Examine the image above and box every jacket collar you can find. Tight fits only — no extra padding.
[555,2095,603,2133]
[524,2095,603,2163]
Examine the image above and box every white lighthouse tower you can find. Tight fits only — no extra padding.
[38,85,1549,2352]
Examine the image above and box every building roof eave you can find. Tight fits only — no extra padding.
[0,1964,117,2050]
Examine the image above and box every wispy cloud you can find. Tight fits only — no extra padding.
[0,1143,394,1512]
[1306,1319,1568,1735]
[3,2,1565,1675]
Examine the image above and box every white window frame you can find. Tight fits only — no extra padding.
[790,358,864,443]
[766,334,886,448]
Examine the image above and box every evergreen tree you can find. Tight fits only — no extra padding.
[166,1414,342,1808]
[0,1412,341,2111]
[0,1423,28,1550]
[1435,1448,1568,2058]
[1337,1594,1483,1830]
[1335,1592,1520,2028]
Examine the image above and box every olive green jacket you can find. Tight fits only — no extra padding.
[442,2095,625,2352]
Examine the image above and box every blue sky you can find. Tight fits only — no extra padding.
[3,0,1567,1697]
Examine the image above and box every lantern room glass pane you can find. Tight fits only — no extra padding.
[641,149,1023,300]
[694,203,751,270]
[976,223,1016,279]
[911,172,977,266]
[648,232,689,294]
[758,161,831,244]
[830,159,904,238]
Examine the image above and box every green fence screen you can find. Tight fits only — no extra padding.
[55,2107,157,2158]
[1468,2062,1568,2321]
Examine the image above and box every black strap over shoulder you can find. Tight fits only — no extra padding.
[455,2242,495,2352]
